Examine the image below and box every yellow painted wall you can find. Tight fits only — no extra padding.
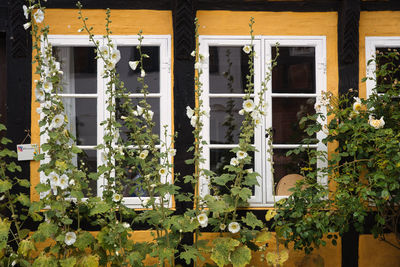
[359,234,400,267]
[30,9,173,201]
[359,11,400,99]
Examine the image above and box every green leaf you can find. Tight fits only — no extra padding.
[0,218,11,250]
[32,222,58,242]
[32,254,58,267]
[242,212,263,229]
[89,201,111,216]
[17,193,30,207]
[180,245,204,265]
[71,145,82,154]
[35,183,50,193]
[231,245,252,267]
[59,257,77,267]
[214,174,235,186]
[74,231,95,251]
[0,179,12,193]
[231,187,252,201]
[211,237,240,267]
[17,179,30,188]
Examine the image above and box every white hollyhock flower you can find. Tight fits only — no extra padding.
[129,61,139,70]
[228,222,240,234]
[48,172,60,188]
[65,232,76,246]
[35,88,45,102]
[98,46,109,57]
[353,97,362,112]
[190,115,197,127]
[141,69,146,78]
[230,157,239,166]
[112,193,122,202]
[197,213,208,228]
[139,150,149,160]
[122,222,130,229]
[194,62,201,70]
[101,151,107,163]
[144,110,154,120]
[159,167,167,176]
[243,45,251,54]
[238,109,244,115]
[50,114,64,129]
[369,115,385,129]
[110,49,121,64]
[42,81,53,93]
[137,105,144,116]
[59,174,69,190]
[186,106,194,119]
[246,168,253,173]
[23,22,31,30]
[105,60,116,71]
[219,224,226,231]
[23,5,29,19]
[243,99,255,112]
[120,115,127,120]
[190,50,196,57]
[33,9,44,23]
[236,150,248,160]
[168,149,176,157]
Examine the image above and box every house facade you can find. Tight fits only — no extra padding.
[0,0,400,266]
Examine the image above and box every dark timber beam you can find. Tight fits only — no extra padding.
[173,0,196,266]
[338,1,360,267]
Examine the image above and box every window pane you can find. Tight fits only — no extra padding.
[117,46,160,94]
[272,47,315,94]
[210,98,248,144]
[77,149,97,197]
[116,98,160,142]
[273,149,314,196]
[209,46,252,94]
[272,97,315,144]
[376,47,400,94]
[53,47,97,94]
[63,98,97,146]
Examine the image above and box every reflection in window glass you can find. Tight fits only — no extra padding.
[210,98,246,144]
[77,149,97,196]
[376,47,400,94]
[273,149,315,195]
[272,97,316,144]
[272,47,315,94]
[62,98,97,146]
[116,98,160,141]
[117,46,160,94]
[209,46,252,94]
[53,47,97,94]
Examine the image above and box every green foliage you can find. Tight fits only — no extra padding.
[274,48,400,252]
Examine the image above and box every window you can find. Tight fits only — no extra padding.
[365,37,400,97]
[41,35,172,208]
[199,36,327,207]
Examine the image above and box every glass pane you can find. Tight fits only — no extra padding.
[273,149,314,196]
[272,97,315,144]
[376,47,400,94]
[116,46,160,94]
[53,47,97,94]
[77,149,97,197]
[116,98,160,142]
[272,47,315,94]
[63,98,97,146]
[210,98,247,144]
[209,46,252,94]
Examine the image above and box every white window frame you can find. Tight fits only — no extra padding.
[40,35,172,209]
[365,37,400,97]
[199,35,327,207]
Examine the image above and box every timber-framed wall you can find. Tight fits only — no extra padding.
[1,0,400,266]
